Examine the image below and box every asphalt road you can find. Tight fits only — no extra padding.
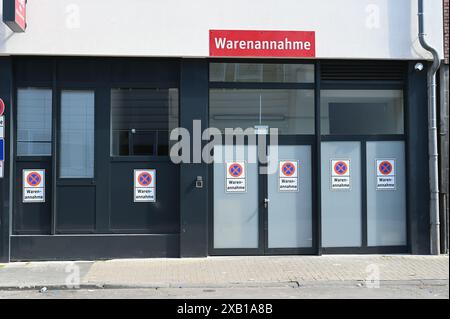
[0,280,448,299]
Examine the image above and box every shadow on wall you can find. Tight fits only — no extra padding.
[0,12,17,51]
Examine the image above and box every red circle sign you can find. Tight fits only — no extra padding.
[229,163,243,178]
[281,162,296,177]
[26,172,42,186]
[334,161,348,175]
[0,98,5,116]
[378,161,393,175]
[138,172,152,186]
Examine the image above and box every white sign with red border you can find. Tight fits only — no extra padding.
[331,159,351,190]
[226,161,246,193]
[279,160,299,192]
[134,169,156,202]
[23,169,45,203]
[376,159,396,190]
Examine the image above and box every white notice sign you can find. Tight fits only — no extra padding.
[331,159,351,190]
[376,159,396,190]
[279,160,299,192]
[0,116,4,139]
[23,169,45,203]
[134,169,156,202]
[226,162,246,193]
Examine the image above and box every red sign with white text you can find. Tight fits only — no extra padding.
[210,30,315,58]
[15,0,26,31]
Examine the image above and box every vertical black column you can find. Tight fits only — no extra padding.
[179,59,209,257]
[407,61,430,254]
[0,57,13,262]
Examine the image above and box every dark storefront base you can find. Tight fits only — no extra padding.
[10,234,179,261]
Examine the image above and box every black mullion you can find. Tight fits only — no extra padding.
[261,134,269,253]
[361,141,368,248]
[315,61,322,255]
[50,61,58,235]
[403,71,411,252]
[208,161,214,255]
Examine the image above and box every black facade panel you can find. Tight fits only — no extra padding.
[14,57,53,85]
[109,161,180,233]
[179,60,209,257]
[56,186,96,232]
[57,58,110,84]
[10,234,179,261]
[13,161,52,234]
[109,58,180,86]
[407,61,430,254]
[321,60,407,81]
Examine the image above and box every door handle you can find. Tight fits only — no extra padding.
[264,198,270,208]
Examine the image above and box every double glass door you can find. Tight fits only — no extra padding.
[320,140,407,250]
[212,139,315,254]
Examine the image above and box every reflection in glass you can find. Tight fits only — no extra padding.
[60,91,95,178]
[17,88,52,156]
[320,90,404,135]
[210,63,314,83]
[210,89,314,135]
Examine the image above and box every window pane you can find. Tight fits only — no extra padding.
[210,63,314,83]
[320,90,404,135]
[60,91,95,178]
[111,88,179,156]
[209,89,314,135]
[17,88,52,156]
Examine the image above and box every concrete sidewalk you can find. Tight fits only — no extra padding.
[0,255,448,290]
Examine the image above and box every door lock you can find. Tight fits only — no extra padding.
[195,176,204,189]
[264,198,270,208]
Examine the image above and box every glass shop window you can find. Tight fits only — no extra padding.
[209,89,315,135]
[210,63,314,83]
[17,88,53,156]
[60,90,95,178]
[320,90,404,135]
[110,88,179,156]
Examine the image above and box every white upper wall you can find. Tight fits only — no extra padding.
[0,0,444,60]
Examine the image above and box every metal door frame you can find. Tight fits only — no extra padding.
[208,135,318,256]
[264,135,318,255]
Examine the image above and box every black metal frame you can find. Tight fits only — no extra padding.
[11,57,182,242]
[319,79,409,254]
[208,59,318,256]
[4,56,415,260]
[207,59,410,256]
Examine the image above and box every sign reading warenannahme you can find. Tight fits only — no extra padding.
[376,159,396,190]
[226,162,246,193]
[210,30,315,57]
[331,159,351,190]
[134,169,156,202]
[23,169,45,203]
[279,160,299,192]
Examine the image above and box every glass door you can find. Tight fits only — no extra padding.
[212,143,262,252]
[211,139,315,255]
[266,144,314,252]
